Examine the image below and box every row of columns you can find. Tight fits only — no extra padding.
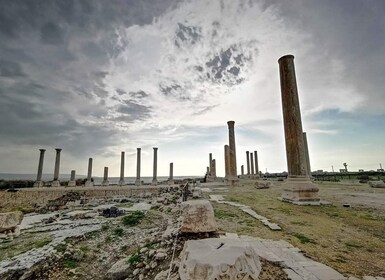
[243,150,259,178]
[206,153,217,181]
[34,147,174,187]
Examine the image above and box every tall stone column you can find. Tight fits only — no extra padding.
[227,121,238,181]
[68,170,76,187]
[209,153,213,176]
[250,153,255,176]
[152,147,158,185]
[85,158,93,187]
[135,148,141,186]
[119,152,125,186]
[169,162,174,185]
[34,149,46,187]
[51,148,62,187]
[102,167,109,186]
[254,151,259,178]
[224,145,230,179]
[303,132,311,176]
[241,165,244,176]
[278,54,319,205]
[246,151,250,175]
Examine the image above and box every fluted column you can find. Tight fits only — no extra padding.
[34,149,46,187]
[169,162,174,185]
[278,54,319,204]
[102,167,109,186]
[135,148,141,186]
[68,170,76,187]
[227,121,237,179]
[152,147,158,185]
[254,151,259,178]
[119,152,125,186]
[51,148,62,187]
[85,158,93,187]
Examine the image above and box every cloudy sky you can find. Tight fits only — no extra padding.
[0,0,384,178]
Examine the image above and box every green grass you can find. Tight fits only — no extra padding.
[63,259,78,269]
[292,233,317,244]
[344,240,363,249]
[122,211,145,226]
[214,209,238,219]
[113,227,124,236]
[116,202,134,208]
[128,253,142,264]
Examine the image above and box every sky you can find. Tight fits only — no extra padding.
[0,0,384,178]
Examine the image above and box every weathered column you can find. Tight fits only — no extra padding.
[206,166,210,176]
[303,132,311,176]
[34,149,46,187]
[85,158,93,187]
[209,153,213,176]
[119,152,125,186]
[68,170,76,187]
[227,121,238,181]
[152,147,158,185]
[246,151,250,175]
[211,159,217,178]
[102,167,109,186]
[254,151,259,178]
[250,152,255,177]
[169,162,174,185]
[135,148,141,186]
[224,145,230,179]
[278,54,319,205]
[51,148,62,187]
[241,165,244,176]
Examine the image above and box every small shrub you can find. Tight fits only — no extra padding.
[128,254,142,264]
[55,242,67,252]
[101,223,110,231]
[113,227,124,236]
[64,259,78,269]
[122,211,145,226]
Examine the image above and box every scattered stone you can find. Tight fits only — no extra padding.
[106,258,131,280]
[0,211,23,233]
[369,181,385,188]
[255,181,272,189]
[180,200,218,233]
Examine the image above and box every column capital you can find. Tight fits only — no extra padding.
[278,54,294,64]
[39,149,46,152]
[227,120,235,127]
[55,148,62,152]
[153,147,158,150]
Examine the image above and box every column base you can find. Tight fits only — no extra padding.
[135,179,141,186]
[67,181,76,187]
[51,180,60,187]
[206,176,217,182]
[281,177,320,205]
[225,176,239,185]
[85,181,94,187]
[118,180,125,186]
[102,180,109,186]
[152,179,158,186]
[33,181,44,188]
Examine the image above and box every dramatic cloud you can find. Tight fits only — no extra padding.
[0,0,384,177]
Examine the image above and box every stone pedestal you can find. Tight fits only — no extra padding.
[68,170,76,187]
[51,180,60,187]
[278,54,319,205]
[33,181,44,188]
[119,152,125,186]
[180,200,218,233]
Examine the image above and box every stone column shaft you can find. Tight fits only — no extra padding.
[119,152,125,185]
[53,148,62,181]
[169,162,174,184]
[254,151,259,176]
[36,149,46,182]
[209,153,213,176]
[246,151,250,175]
[85,158,93,187]
[224,145,230,178]
[211,159,216,177]
[68,170,76,187]
[135,148,141,186]
[250,153,255,175]
[241,165,244,176]
[279,55,307,177]
[303,132,311,176]
[152,147,158,185]
[227,121,237,177]
[102,167,109,186]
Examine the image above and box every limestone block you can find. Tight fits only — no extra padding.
[369,181,385,188]
[179,238,261,280]
[106,258,131,280]
[0,211,23,233]
[180,200,217,233]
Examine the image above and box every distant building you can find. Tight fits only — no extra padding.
[339,169,348,173]
[358,169,364,172]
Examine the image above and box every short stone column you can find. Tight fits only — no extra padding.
[278,54,319,205]
[206,166,210,176]
[135,148,141,186]
[246,151,250,176]
[241,165,244,176]
[85,158,93,187]
[211,159,217,178]
[169,162,174,185]
[102,167,109,186]
[224,145,230,179]
[209,153,213,176]
[51,148,62,187]
[250,152,255,177]
[303,132,311,177]
[254,151,259,178]
[227,121,238,180]
[34,149,46,187]
[152,147,158,185]
[68,170,76,187]
[119,152,125,186]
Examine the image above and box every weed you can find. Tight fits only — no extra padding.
[101,223,110,231]
[113,227,124,236]
[55,243,67,252]
[122,211,145,226]
[128,253,142,264]
[64,259,78,269]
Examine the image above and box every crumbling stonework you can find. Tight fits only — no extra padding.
[180,200,217,233]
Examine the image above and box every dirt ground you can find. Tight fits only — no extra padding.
[208,179,385,278]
